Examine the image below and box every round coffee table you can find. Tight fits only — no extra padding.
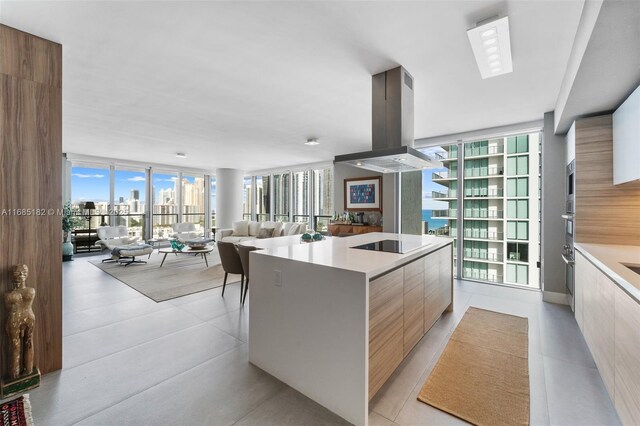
[158,246,214,268]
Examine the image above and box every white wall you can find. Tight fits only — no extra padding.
[542,112,568,301]
[566,122,575,165]
[215,168,244,229]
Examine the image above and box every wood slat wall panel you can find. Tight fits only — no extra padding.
[0,24,62,375]
[575,115,640,245]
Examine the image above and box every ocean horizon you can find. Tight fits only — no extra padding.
[421,209,448,231]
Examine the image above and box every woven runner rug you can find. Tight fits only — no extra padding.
[1,395,34,426]
[418,307,530,426]
[91,249,241,302]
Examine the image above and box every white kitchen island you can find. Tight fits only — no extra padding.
[246,232,453,425]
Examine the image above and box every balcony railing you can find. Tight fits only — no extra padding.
[464,188,503,198]
[432,171,457,180]
[463,270,503,282]
[463,230,504,241]
[431,209,457,218]
[464,166,504,178]
[463,209,504,219]
[463,251,504,262]
[464,145,505,157]
[432,190,457,199]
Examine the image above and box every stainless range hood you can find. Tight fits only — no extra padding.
[334,66,441,173]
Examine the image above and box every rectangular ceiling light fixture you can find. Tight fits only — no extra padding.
[467,16,513,79]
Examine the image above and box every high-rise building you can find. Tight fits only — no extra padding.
[131,189,139,200]
[431,133,540,288]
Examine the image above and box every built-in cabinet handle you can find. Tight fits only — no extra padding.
[562,254,575,265]
[561,214,574,220]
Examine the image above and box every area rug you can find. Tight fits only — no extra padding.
[418,307,530,426]
[91,249,242,302]
[1,394,34,426]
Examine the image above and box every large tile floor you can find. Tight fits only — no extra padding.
[26,255,620,425]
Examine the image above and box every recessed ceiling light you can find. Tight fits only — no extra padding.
[304,138,320,146]
[176,153,187,158]
[356,162,363,166]
[467,16,513,79]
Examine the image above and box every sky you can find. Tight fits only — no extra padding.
[71,167,217,209]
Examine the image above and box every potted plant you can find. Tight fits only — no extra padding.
[62,201,82,261]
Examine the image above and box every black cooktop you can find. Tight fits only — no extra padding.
[350,239,421,254]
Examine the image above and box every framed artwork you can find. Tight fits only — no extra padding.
[344,176,382,211]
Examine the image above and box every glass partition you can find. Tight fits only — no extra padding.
[273,173,290,222]
[292,171,309,224]
[70,165,110,252]
[152,172,179,239]
[211,177,216,229]
[255,175,270,222]
[313,168,333,231]
[182,175,205,231]
[114,168,146,240]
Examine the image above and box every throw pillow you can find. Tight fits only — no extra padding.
[248,221,261,236]
[232,220,249,236]
[273,221,285,237]
[283,222,296,235]
[257,227,274,239]
[285,223,301,236]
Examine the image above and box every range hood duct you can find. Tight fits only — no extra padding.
[334,66,441,173]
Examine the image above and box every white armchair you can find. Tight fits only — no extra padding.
[171,222,202,242]
[95,226,140,251]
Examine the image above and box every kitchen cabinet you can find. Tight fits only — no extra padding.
[574,249,640,425]
[613,85,640,185]
[614,284,640,425]
[368,243,453,400]
[327,224,383,235]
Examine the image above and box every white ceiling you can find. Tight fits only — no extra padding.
[0,1,584,172]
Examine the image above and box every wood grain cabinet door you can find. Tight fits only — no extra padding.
[574,253,586,332]
[369,268,404,399]
[438,245,453,313]
[423,249,441,332]
[403,260,424,356]
[614,285,640,426]
[583,265,615,397]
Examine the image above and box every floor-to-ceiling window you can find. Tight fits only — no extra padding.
[421,145,459,275]
[70,165,111,252]
[255,175,270,222]
[152,171,179,239]
[242,176,252,220]
[114,168,146,240]
[313,167,333,231]
[182,174,205,230]
[459,133,540,288]
[292,171,310,225]
[273,173,290,222]
[210,177,217,228]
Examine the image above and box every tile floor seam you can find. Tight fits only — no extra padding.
[63,304,176,338]
[207,319,248,343]
[229,384,291,426]
[389,330,453,423]
[69,343,246,426]
[172,298,245,322]
[540,352,598,370]
[61,320,238,372]
[62,294,148,315]
[372,408,397,424]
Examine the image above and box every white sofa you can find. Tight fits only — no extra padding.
[216,220,307,244]
[171,222,202,242]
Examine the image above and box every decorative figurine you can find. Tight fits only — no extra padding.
[1,264,40,399]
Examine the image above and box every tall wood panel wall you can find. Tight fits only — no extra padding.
[0,24,63,374]
[575,115,640,246]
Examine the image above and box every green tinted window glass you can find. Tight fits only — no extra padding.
[517,265,528,285]
[507,200,517,218]
[517,155,529,175]
[517,200,528,219]
[507,157,517,175]
[507,263,517,282]
[507,221,517,239]
[507,136,517,154]
[517,177,528,196]
[517,221,528,240]
[507,178,517,197]
[516,135,529,153]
